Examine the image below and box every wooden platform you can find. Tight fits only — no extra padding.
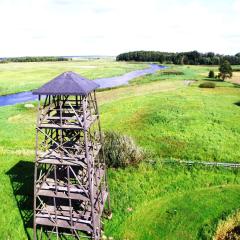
[38,115,98,130]
[36,169,105,201]
[35,190,108,232]
[37,143,101,167]
[36,216,93,233]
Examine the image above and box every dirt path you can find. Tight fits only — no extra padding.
[228,72,240,84]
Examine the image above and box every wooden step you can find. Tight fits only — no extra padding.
[36,206,92,219]
[36,216,93,232]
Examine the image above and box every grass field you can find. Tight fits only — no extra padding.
[0,60,148,95]
[0,62,240,239]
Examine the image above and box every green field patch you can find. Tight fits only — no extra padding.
[0,60,148,95]
[104,163,240,239]
[120,185,240,240]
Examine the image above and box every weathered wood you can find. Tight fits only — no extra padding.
[38,115,97,130]
[37,143,101,167]
[34,89,109,240]
[36,169,105,201]
[35,217,93,233]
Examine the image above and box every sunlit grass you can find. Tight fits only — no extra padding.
[0,60,148,95]
[0,63,240,239]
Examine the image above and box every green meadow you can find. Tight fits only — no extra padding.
[0,60,148,95]
[0,61,240,239]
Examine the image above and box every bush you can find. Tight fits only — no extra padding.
[161,71,184,75]
[219,60,233,81]
[199,82,216,88]
[208,70,215,78]
[213,210,240,240]
[103,131,145,168]
[215,73,221,79]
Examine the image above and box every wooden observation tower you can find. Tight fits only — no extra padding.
[32,72,110,239]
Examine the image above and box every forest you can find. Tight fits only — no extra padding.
[0,56,70,63]
[116,50,240,65]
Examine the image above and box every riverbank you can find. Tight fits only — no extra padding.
[0,60,148,96]
[0,64,165,106]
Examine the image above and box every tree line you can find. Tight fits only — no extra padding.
[0,56,71,63]
[116,51,240,65]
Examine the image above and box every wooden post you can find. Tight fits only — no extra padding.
[34,95,41,240]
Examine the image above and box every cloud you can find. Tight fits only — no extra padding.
[0,0,239,57]
[233,0,240,12]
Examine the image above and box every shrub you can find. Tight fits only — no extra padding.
[219,60,232,81]
[215,73,221,79]
[161,71,184,75]
[213,210,240,240]
[199,82,216,88]
[208,70,215,78]
[102,131,145,168]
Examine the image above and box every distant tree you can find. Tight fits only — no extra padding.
[207,52,215,58]
[212,56,220,65]
[208,70,215,78]
[219,60,232,81]
[116,51,240,65]
[5,56,69,62]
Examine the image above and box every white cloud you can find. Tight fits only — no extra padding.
[233,0,240,13]
[0,0,239,57]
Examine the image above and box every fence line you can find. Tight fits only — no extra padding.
[162,159,240,168]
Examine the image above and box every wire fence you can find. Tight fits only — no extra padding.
[161,159,240,168]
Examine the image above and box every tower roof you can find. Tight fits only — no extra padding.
[33,71,99,96]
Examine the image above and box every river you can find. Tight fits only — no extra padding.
[0,64,166,106]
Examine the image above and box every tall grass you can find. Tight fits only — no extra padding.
[214,210,240,240]
[103,131,144,168]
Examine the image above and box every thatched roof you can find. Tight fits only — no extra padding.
[33,71,99,96]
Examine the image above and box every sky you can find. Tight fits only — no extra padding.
[0,0,239,57]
